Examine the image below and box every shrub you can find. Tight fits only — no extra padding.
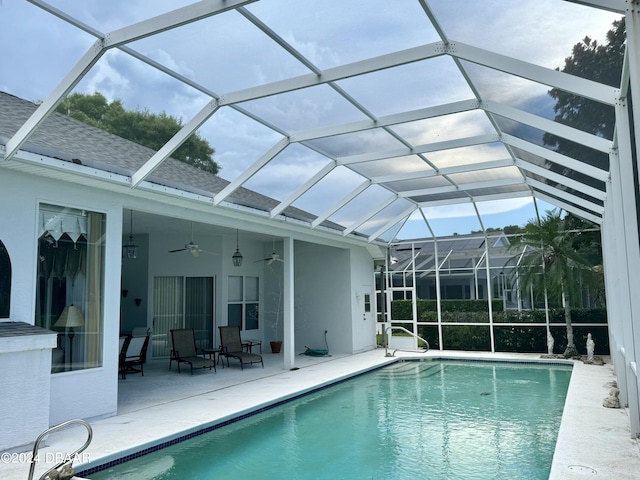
[392,299,503,321]
[389,300,609,354]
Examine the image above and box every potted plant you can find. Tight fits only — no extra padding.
[269,339,282,354]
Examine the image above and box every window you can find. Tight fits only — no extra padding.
[0,240,10,318]
[35,204,105,373]
[228,275,259,331]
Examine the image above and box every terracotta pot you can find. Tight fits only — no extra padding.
[270,341,282,353]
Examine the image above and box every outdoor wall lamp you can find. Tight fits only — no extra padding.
[232,229,243,267]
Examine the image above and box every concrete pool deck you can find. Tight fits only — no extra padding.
[4,349,640,479]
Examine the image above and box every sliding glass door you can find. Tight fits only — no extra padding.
[185,277,214,348]
[152,276,214,357]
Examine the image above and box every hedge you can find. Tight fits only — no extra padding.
[389,300,609,354]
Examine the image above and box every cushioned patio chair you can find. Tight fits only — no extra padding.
[121,334,149,379]
[118,336,129,379]
[131,326,151,337]
[170,328,215,375]
[219,326,263,370]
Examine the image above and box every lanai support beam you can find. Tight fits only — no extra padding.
[214,138,290,205]
[132,100,221,186]
[311,180,371,229]
[449,42,619,105]
[3,39,105,161]
[283,236,295,370]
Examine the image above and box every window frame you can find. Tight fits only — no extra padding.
[35,203,105,373]
[227,275,260,332]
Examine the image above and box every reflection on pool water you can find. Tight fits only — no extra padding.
[86,360,572,480]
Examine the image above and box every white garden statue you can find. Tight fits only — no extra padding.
[586,333,595,362]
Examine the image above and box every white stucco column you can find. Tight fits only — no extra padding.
[283,236,295,370]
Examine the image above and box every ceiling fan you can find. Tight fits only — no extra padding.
[255,239,284,265]
[169,223,217,257]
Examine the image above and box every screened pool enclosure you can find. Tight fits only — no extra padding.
[2,0,640,435]
[376,232,607,353]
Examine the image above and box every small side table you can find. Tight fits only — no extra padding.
[202,348,223,370]
[242,340,262,354]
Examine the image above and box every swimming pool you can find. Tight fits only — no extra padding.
[84,360,572,479]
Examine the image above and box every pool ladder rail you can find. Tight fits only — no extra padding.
[384,325,430,357]
[27,419,93,480]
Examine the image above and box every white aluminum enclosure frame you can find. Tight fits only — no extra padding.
[2,0,640,436]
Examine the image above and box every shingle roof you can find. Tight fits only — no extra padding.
[0,91,341,229]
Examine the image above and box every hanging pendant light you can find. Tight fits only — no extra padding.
[232,229,243,267]
[123,210,138,259]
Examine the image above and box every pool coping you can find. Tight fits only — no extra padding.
[3,349,639,479]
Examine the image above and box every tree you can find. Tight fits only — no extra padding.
[56,92,219,174]
[543,20,625,169]
[511,209,598,357]
[563,213,605,308]
[503,224,523,236]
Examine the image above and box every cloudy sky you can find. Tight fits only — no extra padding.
[0,0,622,238]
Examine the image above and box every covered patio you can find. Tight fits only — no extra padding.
[117,350,348,415]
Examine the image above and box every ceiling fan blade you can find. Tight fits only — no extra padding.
[268,252,284,263]
[254,250,283,264]
[168,248,187,253]
[254,256,273,263]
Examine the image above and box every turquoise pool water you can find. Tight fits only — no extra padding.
[87,360,572,479]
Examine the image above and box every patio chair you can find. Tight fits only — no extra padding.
[170,328,215,375]
[131,326,151,337]
[121,334,149,379]
[118,336,129,378]
[219,326,263,370]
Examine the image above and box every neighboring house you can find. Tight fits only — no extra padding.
[384,231,602,310]
[386,233,515,303]
[0,92,382,448]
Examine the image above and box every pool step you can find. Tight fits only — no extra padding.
[377,361,441,379]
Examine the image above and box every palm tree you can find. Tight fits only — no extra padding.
[511,209,596,357]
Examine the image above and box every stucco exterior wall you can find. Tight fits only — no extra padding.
[349,246,377,353]
[292,241,375,354]
[0,169,121,426]
[293,241,352,353]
